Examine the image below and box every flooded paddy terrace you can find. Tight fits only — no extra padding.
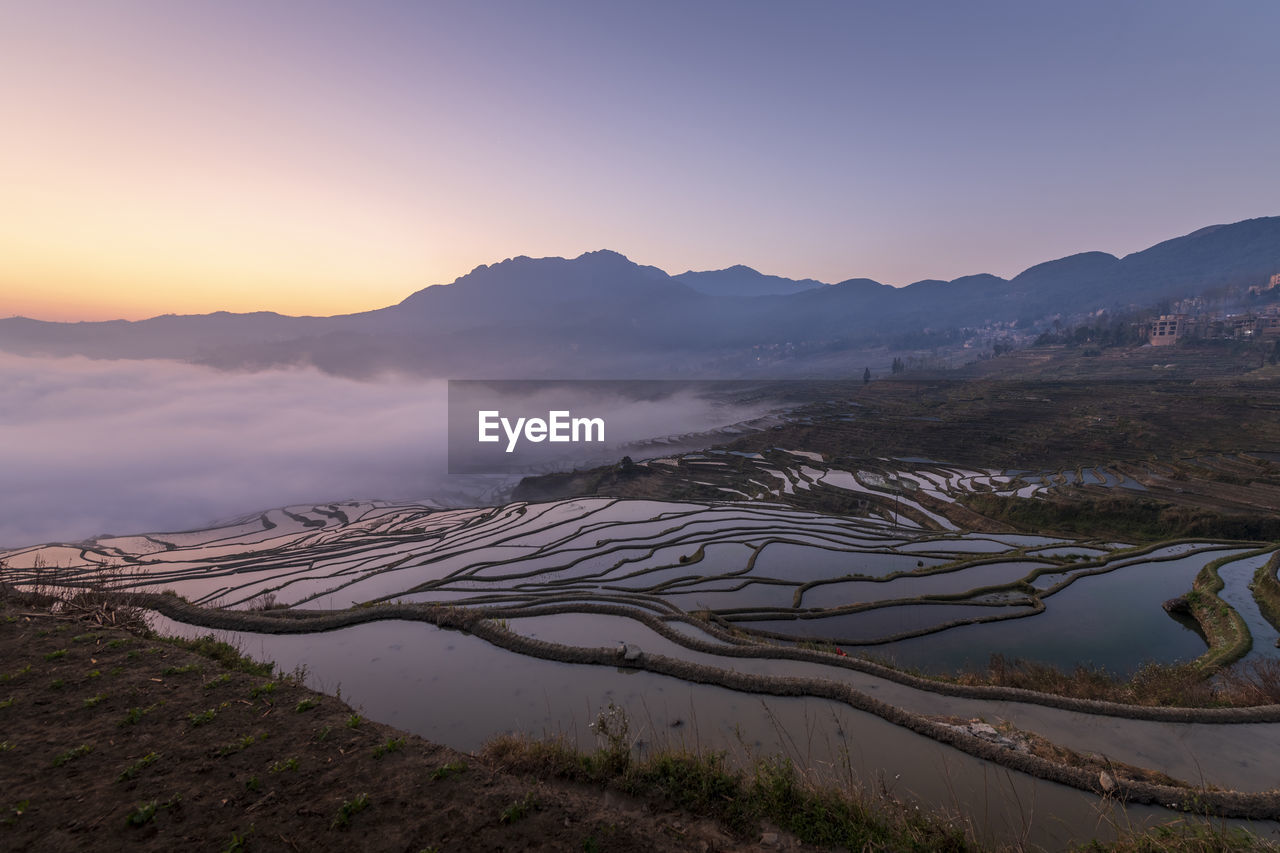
[5,459,1280,847]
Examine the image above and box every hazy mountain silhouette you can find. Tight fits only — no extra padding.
[2,216,1277,378]
[673,265,826,297]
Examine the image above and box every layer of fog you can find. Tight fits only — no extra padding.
[0,355,773,549]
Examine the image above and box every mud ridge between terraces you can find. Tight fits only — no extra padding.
[138,594,1280,820]
[139,594,1280,723]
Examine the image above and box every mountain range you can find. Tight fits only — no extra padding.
[2,216,1278,378]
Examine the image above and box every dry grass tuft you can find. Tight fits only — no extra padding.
[951,654,1280,708]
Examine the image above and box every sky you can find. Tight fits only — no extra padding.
[2,0,1278,321]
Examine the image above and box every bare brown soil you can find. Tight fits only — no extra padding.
[0,599,794,852]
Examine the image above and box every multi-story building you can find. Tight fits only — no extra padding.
[1256,306,1280,337]
[1149,314,1189,346]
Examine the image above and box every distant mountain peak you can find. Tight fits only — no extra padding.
[468,249,646,277]
[1012,251,1120,283]
[575,249,632,262]
[4,215,1277,379]
[833,277,890,290]
[674,265,826,297]
[1184,224,1227,240]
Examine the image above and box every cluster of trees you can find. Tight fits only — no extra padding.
[889,354,953,373]
[1033,313,1146,349]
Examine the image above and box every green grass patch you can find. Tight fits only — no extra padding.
[268,756,299,774]
[82,693,107,709]
[3,799,30,827]
[499,793,537,825]
[44,649,67,661]
[117,751,160,782]
[53,743,94,767]
[483,734,971,850]
[119,705,157,727]
[202,673,233,690]
[372,737,405,759]
[125,801,158,827]
[162,663,200,676]
[249,681,277,701]
[295,697,319,713]
[222,828,252,852]
[431,760,467,781]
[1252,552,1280,633]
[1,664,32,682]
[1185,554,1255,671]
[331,793,370,830]
[218,733,267,757]
[187,707,217,727]
[169,634,273,677]
[1080,820,1280,851]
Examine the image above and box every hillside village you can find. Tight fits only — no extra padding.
[1147,274,1280,345]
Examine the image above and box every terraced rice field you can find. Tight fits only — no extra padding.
[6,476,1280,849]
[3,487,1271,672]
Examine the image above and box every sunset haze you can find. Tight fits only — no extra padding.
[3,0,1278,320]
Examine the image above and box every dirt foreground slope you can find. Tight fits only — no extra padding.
[0,598,785,852]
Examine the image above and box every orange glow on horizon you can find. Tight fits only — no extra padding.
[3,3,1278,325]
[1,255,445,323]
[1,275,438,324]
[0,137,454,321]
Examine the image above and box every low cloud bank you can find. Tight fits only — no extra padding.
[0,356,774,548]
[0,355,450,548]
